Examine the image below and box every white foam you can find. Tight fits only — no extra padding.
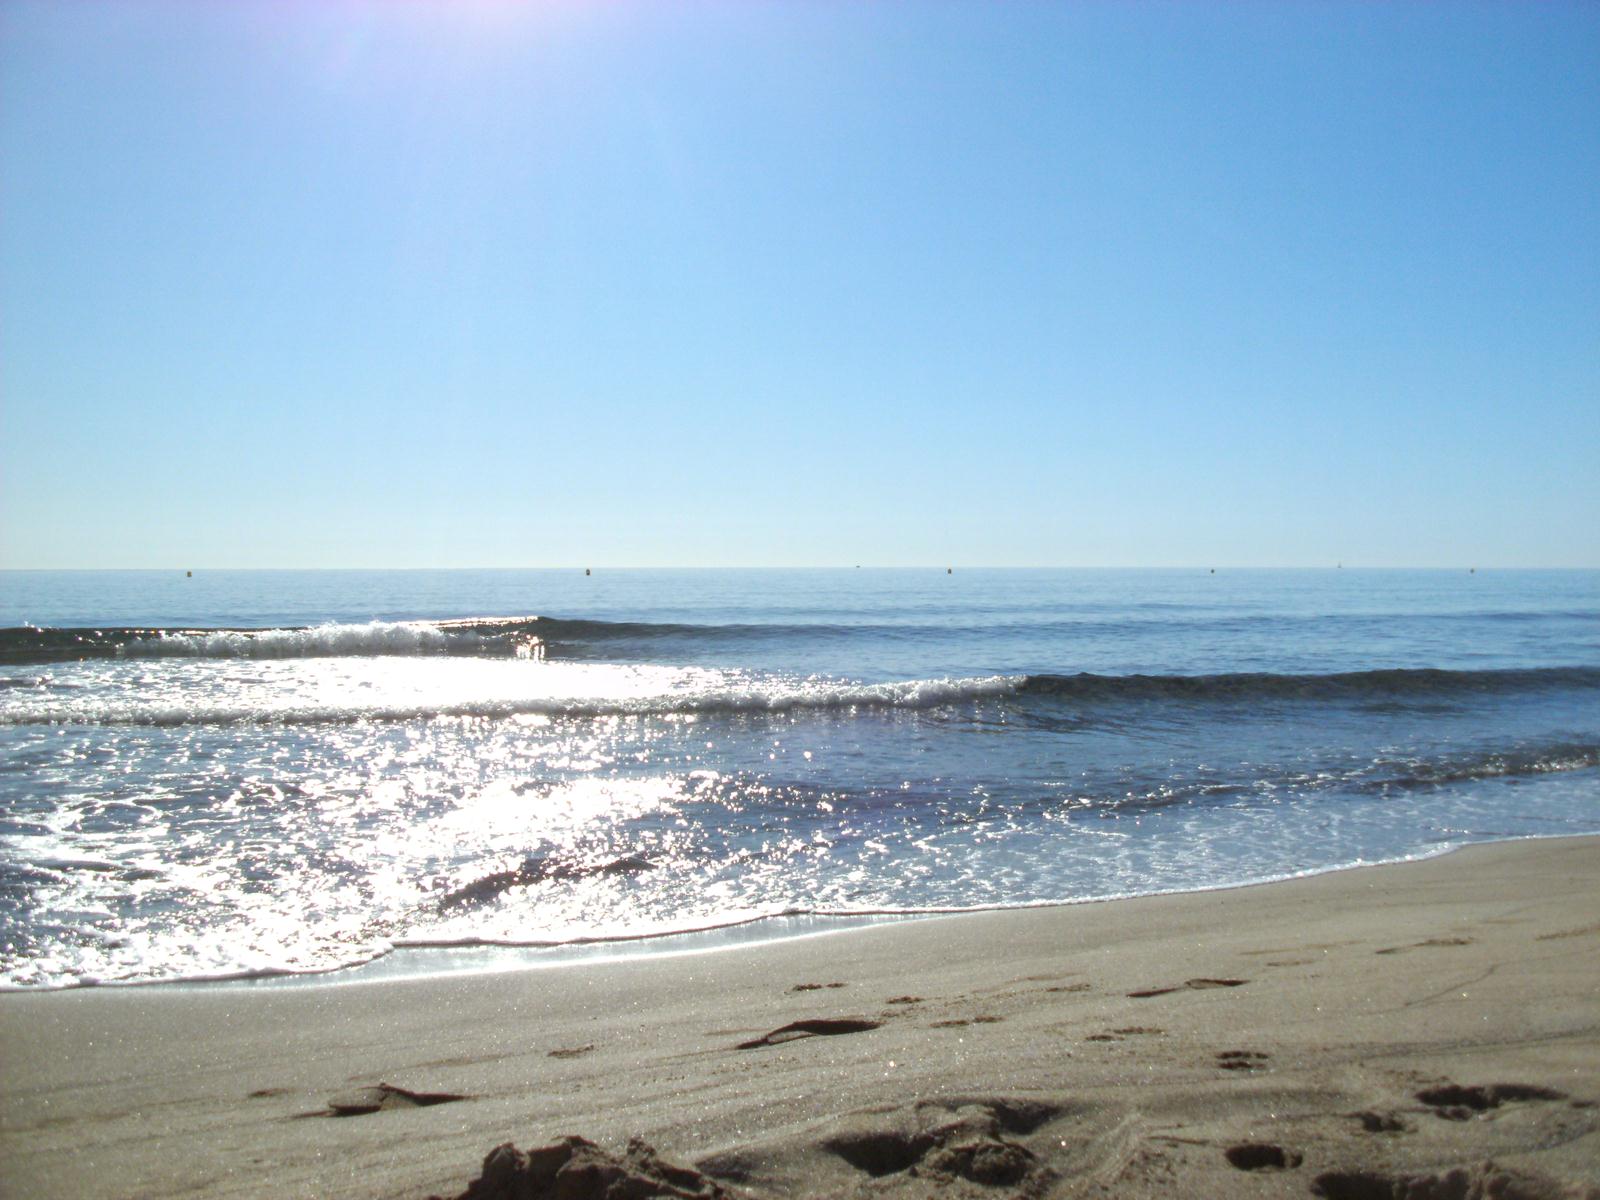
[0,663,1025,727]
[120,621,531,660]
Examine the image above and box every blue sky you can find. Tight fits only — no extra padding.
[3,1,1596,568]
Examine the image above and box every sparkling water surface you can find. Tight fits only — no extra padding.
[1,569,1596,988]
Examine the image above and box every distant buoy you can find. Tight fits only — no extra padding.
[585,568,591,576]
[1209,568,1215,574]
[1470,567,1475,574]
[186,570,192,578]
[947,567,952,575]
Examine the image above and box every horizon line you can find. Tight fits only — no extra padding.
[3,564,1596,573]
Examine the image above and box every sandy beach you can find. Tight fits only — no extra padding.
[3,836,1597,1199]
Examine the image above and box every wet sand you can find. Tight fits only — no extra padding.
[2,837,1597,1198]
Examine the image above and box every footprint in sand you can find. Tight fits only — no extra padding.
[547,1044,596,1059]
[1216,1050,1269,1071]
[1352,1110,1408,1133]
[1535,922,1600,941]
[736,1018,881,1049]
[1415,1082,1566,1121]
[1375,936,1473,955]
[1313,1162,1585,1199]
[1087,1026,1164,1043]
[1127,978,1248,999]
[309,1082,468,1118]
[1223,1143,1301,1171]
[819,1097,1061,1187]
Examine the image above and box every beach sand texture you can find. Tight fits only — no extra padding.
[2,837,1597,1199]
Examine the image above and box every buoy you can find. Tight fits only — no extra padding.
[186,570,192,578]
[585,568,591,576]
[947,567,952,574]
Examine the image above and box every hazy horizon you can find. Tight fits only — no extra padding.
[3,564,1593,576]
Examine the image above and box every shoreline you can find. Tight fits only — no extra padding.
[17,831,1597,996]
[3,835,1598,1197]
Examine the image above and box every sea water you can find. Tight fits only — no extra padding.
[0,568,1595,989]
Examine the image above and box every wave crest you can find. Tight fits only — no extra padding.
[0,619,546,665]
[4,665,1597,728]
[1017,666,1600,701]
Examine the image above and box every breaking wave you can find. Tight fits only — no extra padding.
[0,674,1020,726]
[0,618,546,665]
[3,663,1596,728]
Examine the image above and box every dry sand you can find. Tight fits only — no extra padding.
[2,837,1598,1199]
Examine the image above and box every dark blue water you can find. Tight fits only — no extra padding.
[1,568,1595,988]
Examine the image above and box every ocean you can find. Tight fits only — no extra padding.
[1,568,1596,991]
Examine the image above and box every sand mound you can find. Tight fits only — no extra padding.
[436,1134,734,1200]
